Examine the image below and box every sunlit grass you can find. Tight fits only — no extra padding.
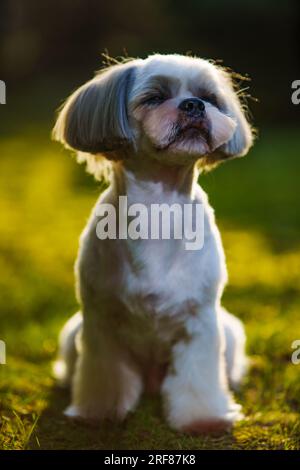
[0,127,299,449]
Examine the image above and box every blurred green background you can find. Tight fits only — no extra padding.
[0,0,300,450]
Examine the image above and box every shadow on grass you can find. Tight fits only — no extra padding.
[29,386,130,450]
[30,385,238,450]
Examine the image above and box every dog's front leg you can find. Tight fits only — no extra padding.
[65,312,142,423]
[161,305,243,434]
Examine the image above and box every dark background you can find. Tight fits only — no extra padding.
[0,0,300,129]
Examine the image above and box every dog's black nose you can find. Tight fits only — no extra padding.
[178,98,205,117]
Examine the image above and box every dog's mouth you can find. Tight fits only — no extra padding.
[165,119,211,151]
[176,123,210,141]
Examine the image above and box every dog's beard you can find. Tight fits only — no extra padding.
[162,120,211,155]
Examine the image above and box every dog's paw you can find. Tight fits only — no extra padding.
[64,405,90,423]
[172,403,244,435]
[180,410,244,435]
[181,418,233,435]
[64,405,82,418]
[64,405,102,426]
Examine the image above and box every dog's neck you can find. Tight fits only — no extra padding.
[112,158,199,203]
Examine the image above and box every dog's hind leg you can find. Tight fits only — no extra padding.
[220,307,248,390]
[53,312,82,388]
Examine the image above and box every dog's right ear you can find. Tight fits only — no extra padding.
[52,62,136,154]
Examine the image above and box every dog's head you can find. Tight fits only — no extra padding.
[53,54,254,177]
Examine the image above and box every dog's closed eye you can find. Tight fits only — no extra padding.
[142,94,167,106]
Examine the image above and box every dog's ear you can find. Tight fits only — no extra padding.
[53,62,136,154]
[217,72,254,158]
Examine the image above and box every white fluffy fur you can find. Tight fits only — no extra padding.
[53,54,253,433]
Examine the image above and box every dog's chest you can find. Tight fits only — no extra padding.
[119,199,227,322]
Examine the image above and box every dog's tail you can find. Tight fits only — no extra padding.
[53,311,82,388]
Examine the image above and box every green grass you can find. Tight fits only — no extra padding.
[0,124,300,449]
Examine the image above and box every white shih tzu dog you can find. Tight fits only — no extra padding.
[53,54,254,434]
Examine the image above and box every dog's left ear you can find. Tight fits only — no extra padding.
[218,72,254,157]
[53,61,136,155]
